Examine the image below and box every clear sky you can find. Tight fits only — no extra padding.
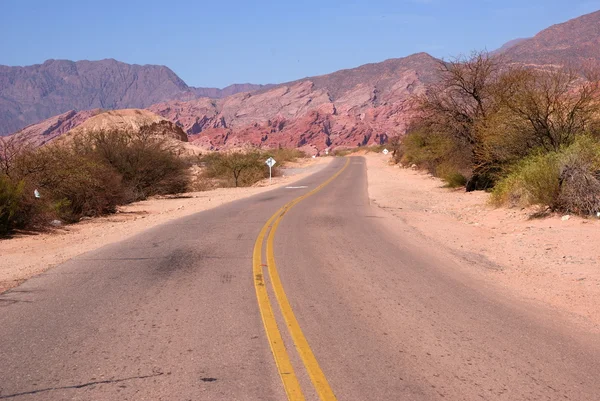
[1,0,600,88]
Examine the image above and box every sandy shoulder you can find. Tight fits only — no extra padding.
[365,153,600,330]
[0,157,332,293]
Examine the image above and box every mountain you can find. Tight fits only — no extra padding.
[491,38,529,55]
[7,109,103,147]
[502,10,600,66]
[10,109,187,147]
[191,83,273,99]
[149,53,440,150]
[0,59,265,135]
[7,10,600,150]
[147,8,600,151]
[62,109,188,142]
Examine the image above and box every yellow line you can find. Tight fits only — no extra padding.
[253,212,306,401]
[254,158,350,401]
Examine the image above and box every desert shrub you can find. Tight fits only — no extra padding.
[400,129,449,172]
[333,148,355,157]
[408,50,600,192]
[555,137,600,214]
[197,148,306,189]
[436,163,468,188]
[0,128,192,233]
[491,152,560,208]
[492,136,600,214]
[366,144,386,154]
[0,176,27,235]
[264,148,305,164]
[200,151,269,187]
[400,127,472,184]
[13,146,125,222]
[73,130,189,201]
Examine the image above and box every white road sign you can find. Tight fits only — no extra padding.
[382,148,389,155]
[265,157,277,183]
[265,157,277,168]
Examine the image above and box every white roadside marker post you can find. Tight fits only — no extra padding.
[265,157,277,184]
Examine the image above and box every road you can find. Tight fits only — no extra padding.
[1,156,599,400]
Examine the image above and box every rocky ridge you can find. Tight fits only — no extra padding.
[0,59,265,135]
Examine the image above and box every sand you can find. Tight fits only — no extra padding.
[365,153,600,331]
[0,157,332,293]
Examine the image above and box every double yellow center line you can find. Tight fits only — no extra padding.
[252,158,350,401]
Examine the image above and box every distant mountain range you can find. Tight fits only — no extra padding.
[0,59,267,135]
[3,9,600,149]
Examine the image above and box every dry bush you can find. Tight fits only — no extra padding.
[197,148,305,189]
[1,138,51,233]
[263,148,306,163]
[73,129,189,201]
[409,48,600,194]
[497,67,600,151]
[200,151,268,188]
[556,138,600,214]
[400,124,471,186]
[414,51,506,189]
[12,145,125,223]
[1,128,191,233]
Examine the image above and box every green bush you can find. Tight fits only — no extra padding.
[436,163,468,188]
[0,176,26,235]
[492,136,600,214]
[491,152,560,208]
[401,129,453,172]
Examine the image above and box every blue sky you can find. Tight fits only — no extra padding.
[1,0,600,88]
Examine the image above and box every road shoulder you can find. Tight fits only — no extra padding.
[365,153,600,331]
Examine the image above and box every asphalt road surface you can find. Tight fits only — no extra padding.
[1,157,599,400]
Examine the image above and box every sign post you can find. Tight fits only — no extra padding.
[265,157,277,183]
[382,148,389,155]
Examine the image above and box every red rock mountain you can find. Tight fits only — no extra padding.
[149,53,440,150]
[500,10,600,66]
[147,9,600,151]
[0,59,266,135]
[5,10,600,150]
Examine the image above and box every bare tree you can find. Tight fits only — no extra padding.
[499,67,600,151]
[418,51,503,147]
[414,51,506,189]
[0,136,30,178]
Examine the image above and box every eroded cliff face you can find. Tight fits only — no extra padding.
[148,54,437,150]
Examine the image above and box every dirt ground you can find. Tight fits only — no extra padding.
[365,153,600,331]
[0,157,332,293]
